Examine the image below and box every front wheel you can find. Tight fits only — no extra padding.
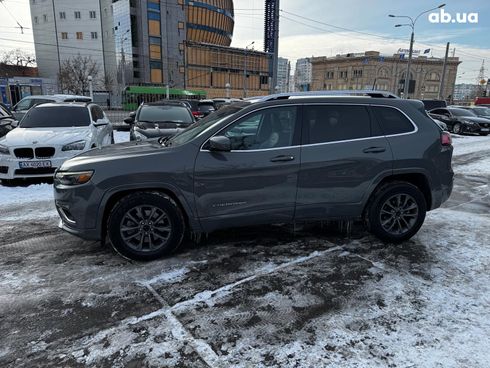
[479,132,489,136]
[107,192,185,261]
[452,123,462,135]
[366,182,427,243]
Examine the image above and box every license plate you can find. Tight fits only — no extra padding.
[481,128,489,132]
[19,160,52,169]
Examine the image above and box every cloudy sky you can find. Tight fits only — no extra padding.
[1,0,489,83]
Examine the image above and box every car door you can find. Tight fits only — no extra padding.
[193,105,302,231]
[295,103,393,220]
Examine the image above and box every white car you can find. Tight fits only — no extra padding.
[0,102,113,182]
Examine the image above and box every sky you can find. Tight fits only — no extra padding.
[0,0,489,84]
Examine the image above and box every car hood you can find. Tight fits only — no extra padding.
[60,139,171,170]
[2,127,92,147]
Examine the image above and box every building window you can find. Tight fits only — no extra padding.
[325,71,334,79]
[148,20,161,36]
[353,69,363,78]
[61,32,68,39]
[43,14,48,22]
[148,12,161,21]
[91,32,98,39]
[89,11,97,19]
[150,44,162,60]
[76,32,83,40]
[34,16,38,24]
[59,12,66,19]
[427,72,440,81]
[75,11,81,19]
[178,21,185,30]
[339,71,348,79]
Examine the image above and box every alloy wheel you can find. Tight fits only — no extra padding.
[379,193,419,235]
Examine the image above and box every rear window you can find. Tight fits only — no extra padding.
[372,106,415,135]
[305,105,372,144]
[20,106,90,128]
[138,105,193,124]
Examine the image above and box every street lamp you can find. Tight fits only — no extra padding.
[88,75,93,100]
[225,82,231,98]
[389,3,445,98]
[243,41,255,98]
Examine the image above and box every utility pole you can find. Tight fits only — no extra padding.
[121,42,126,89]
[438,42,450,100]
[404,30,414,98]
[243,41,254,98]
[264,0,280,94]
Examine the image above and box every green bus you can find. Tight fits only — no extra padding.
[122,86,206,111]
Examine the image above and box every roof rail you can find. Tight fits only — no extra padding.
[247,90,399,103]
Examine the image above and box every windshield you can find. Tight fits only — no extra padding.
[198,104,215,112]
[168,104,248,146]
[138,105,193,124]
[450,108,477,117]
[471,108,490,117]
[20,106,90,128]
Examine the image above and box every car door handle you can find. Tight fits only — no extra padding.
[270,155,295,162]
[363,147,386,154]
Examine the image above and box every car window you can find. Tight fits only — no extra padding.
[20,106,91,128]
[0,104,10,118]
[14,99,34,111]
[372,106,415,136]
[305,105,371,144]
[449,108,477,117]
[90,105,104,121]
[138,105,193,124]
[220,106,297,150]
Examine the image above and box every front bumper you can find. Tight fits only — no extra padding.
[0,153,79,180]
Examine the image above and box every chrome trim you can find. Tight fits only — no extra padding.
[199,103,418,152]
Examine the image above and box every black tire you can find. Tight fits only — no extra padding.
[110,132,115,144]
[365,182,427,243]
[452,123,462,135]
[107,191,185,261]
[480,132,489,136]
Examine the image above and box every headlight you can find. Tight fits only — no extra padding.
[134,130,147,141]
[0,144,9,155]
[62,140,86,151]
[462,120,477,125]
[55,171,94,186]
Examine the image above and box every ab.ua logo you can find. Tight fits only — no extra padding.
[428,9,478,24]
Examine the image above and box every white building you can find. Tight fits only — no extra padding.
[295,57,312,91]
[453,83,479,101]
[30,0,116,90]
[276,57,290,93]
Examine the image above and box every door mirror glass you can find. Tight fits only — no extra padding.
[94,118,107,126]
[209,136,231,152]
[124,116,134,124]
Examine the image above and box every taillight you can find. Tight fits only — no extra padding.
[192,111,203,118]
[441,131,452,146]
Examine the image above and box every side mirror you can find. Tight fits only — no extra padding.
[11,120,19,128]
[94,118,108,126]
[209,136,231,152]
[129,111,136,118]
[124,117,134,124]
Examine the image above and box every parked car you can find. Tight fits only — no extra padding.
[11,94,92,121]
[421,99,447,111]
[213,98,242,110]
[0,102,16,138]
[179,99,202,120]
[125,100,195,141]
[0,102,112,182]
[429,107,490,135]
[431,118,448,131]
[54,93,453,261]
[197,99,216,117]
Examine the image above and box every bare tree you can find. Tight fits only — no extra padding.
[0,48,36,66]
[58,54,99,95]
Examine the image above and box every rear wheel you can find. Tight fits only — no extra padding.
[452,123,462,134]
[366,182,426,243]
[107,192,185,261]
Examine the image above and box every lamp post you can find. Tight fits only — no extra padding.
[389,3,445,98]
[88,75,93,100]
[225,82,231,98]
[243,41,255,98]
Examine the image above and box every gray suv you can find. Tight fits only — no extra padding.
[54,95,453,260]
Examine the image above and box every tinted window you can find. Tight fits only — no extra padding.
[20,106,90,128]
[14,99,34,111]
[198,104,216,113]
[169,104,248,146]
[305,105,371,144]
[430,109,448,115]
[138,105,193,124]
[221,106,297,150]
[449,108,477,117]
[372,106,415,135]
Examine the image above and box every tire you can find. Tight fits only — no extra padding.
[110,132,115,144]
[452,123,462,135]
[107,191,185,261]
[365,182,427,243]
[479,132,489,136]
